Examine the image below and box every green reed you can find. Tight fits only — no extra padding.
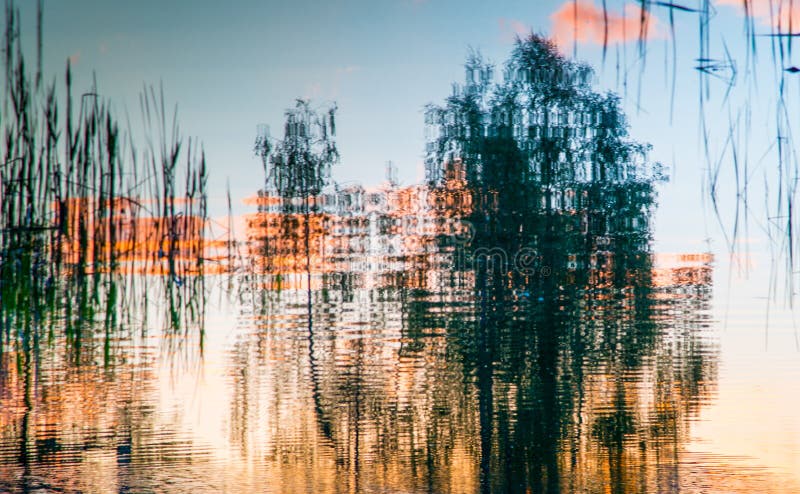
[0,2,210,365]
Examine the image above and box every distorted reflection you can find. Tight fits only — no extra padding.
[0,35,730,494]
[231,36,718,493]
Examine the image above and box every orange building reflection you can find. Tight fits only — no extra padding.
[229,166,725,492]
[54,197,227,275]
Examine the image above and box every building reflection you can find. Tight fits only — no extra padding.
[55,196,227,276]
[233,175,716,493]
[0,159,722,493]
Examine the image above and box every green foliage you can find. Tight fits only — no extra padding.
[425,34,663,189]
[257,99,339,199]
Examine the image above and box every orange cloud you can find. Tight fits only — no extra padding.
[717,0,800,30]
[550,1,663,50]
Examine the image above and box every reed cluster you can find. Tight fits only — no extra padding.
[0,3,210,363]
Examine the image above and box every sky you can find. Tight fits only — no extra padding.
[9,0,800,255]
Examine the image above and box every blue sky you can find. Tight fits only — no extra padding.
[11,0,797,254]
[28,0,570,187]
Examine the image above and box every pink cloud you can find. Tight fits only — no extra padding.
[717,0,800,30]
[550,1,663,50]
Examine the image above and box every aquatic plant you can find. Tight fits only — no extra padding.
[0,2,211,365]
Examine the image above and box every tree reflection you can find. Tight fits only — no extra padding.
[233,35,716,493]
[422,34,713,493]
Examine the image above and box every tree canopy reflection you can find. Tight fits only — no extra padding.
[235,35,716,493]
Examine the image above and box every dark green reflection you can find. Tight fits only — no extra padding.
[235,36,716,493]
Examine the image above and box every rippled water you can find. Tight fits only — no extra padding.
[3,33,800,493]
[4,173,799,493]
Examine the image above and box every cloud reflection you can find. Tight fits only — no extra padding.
[550,0,663,50]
